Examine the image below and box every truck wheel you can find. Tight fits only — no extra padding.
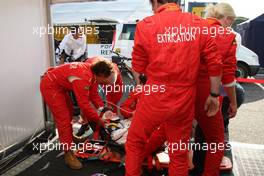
[237,63,249,78]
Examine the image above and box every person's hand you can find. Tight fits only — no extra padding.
[59,57,65,65]
[103,110,116,120]
[228,102,237,118]
[204,95,219,117]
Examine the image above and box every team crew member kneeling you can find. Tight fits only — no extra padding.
[40,57,117,169]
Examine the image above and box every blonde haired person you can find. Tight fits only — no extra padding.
[192,2,238,176]
[205,3,236,27]
[205,3,244,58]
[205,1,245,171]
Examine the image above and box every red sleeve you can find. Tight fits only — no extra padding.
[89,82,104,109]
[106,72,123,105]
[71,79,100,122]
[222,34,237,85]
[132,23,149,73]
[200,22,222,77]
[120,91,138,119]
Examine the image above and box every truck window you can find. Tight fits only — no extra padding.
[98,25,116,44]
[119,24,136,40]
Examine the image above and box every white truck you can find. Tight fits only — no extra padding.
[112,23,260,78]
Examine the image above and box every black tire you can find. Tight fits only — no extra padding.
[237,63,249,78]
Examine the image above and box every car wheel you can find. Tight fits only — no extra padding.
[237,63,249,78]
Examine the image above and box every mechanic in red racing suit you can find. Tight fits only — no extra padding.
[125,0,222,175]
[40,57,118,169]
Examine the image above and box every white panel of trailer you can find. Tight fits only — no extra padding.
[0,0,51,150]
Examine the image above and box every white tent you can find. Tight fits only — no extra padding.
[51,0,153,24]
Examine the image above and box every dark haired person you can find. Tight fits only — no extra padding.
[87,57,123,112]
[125,0,222,175]
[40,57,116,169]
[57,25,87,64]
[74,57,124,137]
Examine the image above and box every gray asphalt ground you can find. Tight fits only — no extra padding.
[230,70,264,175]
[229,72,264,145]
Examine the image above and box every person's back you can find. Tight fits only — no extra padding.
[46,62,93,90]
[133,3,220,87]
[193,3,238,176]
[198,18,236,80]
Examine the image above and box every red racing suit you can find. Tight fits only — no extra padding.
[125,3,222,176]
[144,18,237,176]
[85,58,123,113]
[194,18,237,176]
[40,62,104,150]
[120,90,142,119]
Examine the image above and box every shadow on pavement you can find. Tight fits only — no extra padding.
[240,83,264,104]
[240,73,264,104]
